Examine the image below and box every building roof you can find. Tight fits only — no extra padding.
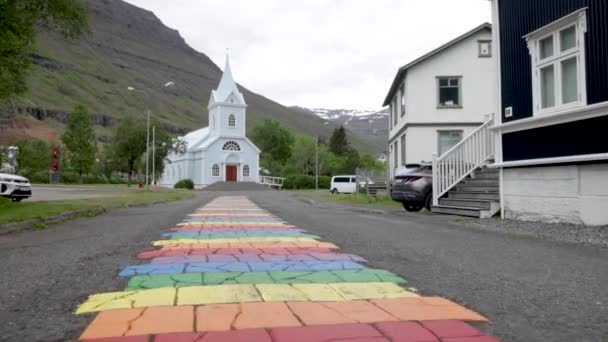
[382,22,492,106]
[211,54,246,105]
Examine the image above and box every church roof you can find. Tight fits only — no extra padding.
[210,54,246,105]
[183,127,210,150]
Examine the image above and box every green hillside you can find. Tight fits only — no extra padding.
[0,0,379,154]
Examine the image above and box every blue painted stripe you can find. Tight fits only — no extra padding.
[119,260,367,276]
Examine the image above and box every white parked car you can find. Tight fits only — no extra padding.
[0,173,32,202]
[330,175,357,194]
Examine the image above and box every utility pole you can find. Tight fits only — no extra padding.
[145,109,150,190]
[315,135,319,190]
[152,125,156,187]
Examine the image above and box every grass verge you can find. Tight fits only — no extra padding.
[0,190,192,226]
[294,190,401,208]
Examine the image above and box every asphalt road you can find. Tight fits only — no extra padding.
[0,189,606,341]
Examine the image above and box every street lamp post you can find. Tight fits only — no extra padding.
[152,125,156,187]
[127,81,175,190]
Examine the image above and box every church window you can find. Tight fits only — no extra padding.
[243,165,250,177]
[222,141,241,151]
[228,114,236,127]
[212,164,220,177]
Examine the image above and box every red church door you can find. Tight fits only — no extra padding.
[226,165,237,182]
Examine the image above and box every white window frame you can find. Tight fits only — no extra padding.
[228,114,236,127]
[478,40,492,57]
[393,97,398,126]
[212,164,220,177]
[525,9,587,116]
[400,83,406,117]
[436,76,462,108]
[437,130,463,156]
[242,164,250,177]
[222,141,241,151]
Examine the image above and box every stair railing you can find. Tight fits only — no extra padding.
[432,116,495,206]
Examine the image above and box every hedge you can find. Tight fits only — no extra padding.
[283,175,330,190]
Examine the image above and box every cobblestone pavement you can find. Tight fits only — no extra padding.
[75,196,501,341]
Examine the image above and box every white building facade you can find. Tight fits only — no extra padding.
[160,57,260,188]
[383,24,496,178]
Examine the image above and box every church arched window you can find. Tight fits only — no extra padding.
[228,114,236,127]
[212,164,220,177]
[222,141,241,151]
[243,165,250,177]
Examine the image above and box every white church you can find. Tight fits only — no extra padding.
[160,56,260,188]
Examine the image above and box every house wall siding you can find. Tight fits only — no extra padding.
[503,163,608,225]
[502,115,608,161]
[498,0,608,122]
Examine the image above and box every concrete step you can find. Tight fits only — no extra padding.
[455,184,499,193]
[431,205,483,218]
[463,178,499,186]
[439,198,493,210]
[448,191,500,201]
[431,204,498,219]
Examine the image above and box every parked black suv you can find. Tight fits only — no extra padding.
[390,164,433,212]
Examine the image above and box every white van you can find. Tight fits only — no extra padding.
[330,175,357,194]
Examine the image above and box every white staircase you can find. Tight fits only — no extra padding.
[431,116,499,218]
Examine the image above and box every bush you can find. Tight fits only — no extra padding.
[283,175,330,190]
[61,172,80,184]
[29,170,50,184]
[174,179,194,190]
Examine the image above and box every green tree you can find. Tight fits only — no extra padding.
[329,126,350,157]
[14,139,51,178]
[150,124,174,184]
[251,120,295,174]
[359,153,384,171]
[290,136,316,175]
[61,105,96,176]
[0,0,89,100]
[110,116,147,186]
[341,149,360,174]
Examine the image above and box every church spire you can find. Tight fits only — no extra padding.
[215,52,239,103]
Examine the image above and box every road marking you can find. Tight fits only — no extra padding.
[75,195,499,341]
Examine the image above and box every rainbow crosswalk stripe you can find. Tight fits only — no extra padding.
[75,196,500,341]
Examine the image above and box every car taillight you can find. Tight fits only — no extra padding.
[403,176,421,183]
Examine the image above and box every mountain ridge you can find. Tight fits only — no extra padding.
[0,0,381,153]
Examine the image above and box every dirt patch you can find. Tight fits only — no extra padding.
[0,118,60,144]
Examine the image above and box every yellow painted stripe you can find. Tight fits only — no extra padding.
[75,282,419,314]
[153,237,319,246]
[176,222,290,227]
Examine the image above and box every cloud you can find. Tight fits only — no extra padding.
[123,0,491,109]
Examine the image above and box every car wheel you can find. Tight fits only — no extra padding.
[331,188,339,194]
[424,193,433,211]
[11,198,23,203]
[402,202,422,212]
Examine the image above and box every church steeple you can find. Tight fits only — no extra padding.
[211,53,246,106]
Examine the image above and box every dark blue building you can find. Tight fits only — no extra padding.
[490,0,608,224]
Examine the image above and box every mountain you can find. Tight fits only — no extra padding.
[291,107,389,155]
[0,0,377,153]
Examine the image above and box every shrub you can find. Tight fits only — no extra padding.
[61,172,80,184]
[283,175,330,190]
[174,179,194,190]
[29,170,50,184]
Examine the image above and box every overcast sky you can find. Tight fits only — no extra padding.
[124,0,491,110]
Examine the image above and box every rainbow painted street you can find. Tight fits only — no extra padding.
[76,196,501,341]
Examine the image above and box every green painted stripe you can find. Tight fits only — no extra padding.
[125,269,407,290]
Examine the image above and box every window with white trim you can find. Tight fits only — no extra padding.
[212,164,220,177]
[393,98,398,126]
[437,76,462,108]
[526,9,587,115]
[400,83,406,117]
[438,130,463,156]
[243,164,250,177]
[228,114,236,127]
